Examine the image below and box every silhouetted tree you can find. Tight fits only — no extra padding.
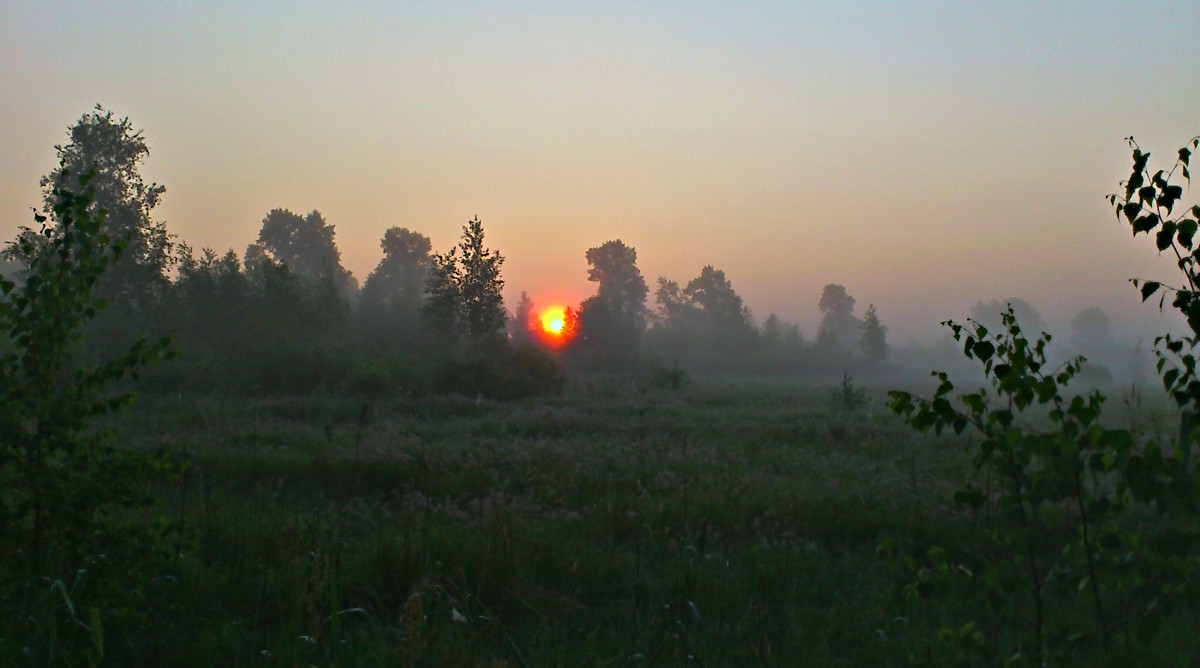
[423,216,507,347]
[762,313,784,349]
[653,277,693,328]
[360,227,432,338]
[570,240,650,368]
[817,283,859,353]
[166,246,258,388]
[861,303,889,363]
[586,240,649,325]
[561,305,580,341]
[249,209,356,294]
[762,313,806,351]
[684,265,756,345]
[510,291,538,347]
[760,313,807,370]
[13,106,175,344]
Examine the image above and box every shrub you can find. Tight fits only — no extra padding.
[829,371,866,412]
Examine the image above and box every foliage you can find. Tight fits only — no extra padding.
[887,307,1198,665]
[4,106,175,353]
[652,276,690,328]
[860,304,889,363]
[646,358,689,390]
[0,169,175,663]
[568,240,649,369]
[646,267,759,369]
[830,372,867,412]
[360,227,432,322]
[247,208,356,293]
[423,216,507,348]
[585,239,649,324]
[431,345,565,400]
[1111,136,1200,415]
[509,291,538,348]
[684,265,756,345]
[816,283,859,354]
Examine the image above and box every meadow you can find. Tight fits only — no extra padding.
[66,373,1175,667]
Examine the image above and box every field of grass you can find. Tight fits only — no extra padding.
[80,376,1181,666]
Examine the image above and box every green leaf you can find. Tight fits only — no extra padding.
[1132,214,1159,234]
[972,340,995,362]
[1123,202,1141,223]
[1141,281,1161,302]
[1177,219,1198,249]
[1157,221,1177,250]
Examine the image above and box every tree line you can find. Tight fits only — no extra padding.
[4,107,1131,396]
[0,107,909,396]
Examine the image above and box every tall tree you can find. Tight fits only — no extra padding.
[571,240,650,368]
[360,227,432,323]
[510,291,538,347]
[586,240,649,325]
[653,277,692,329]
[423,216,507,347]
[1069,306,1112,350]
[249,209,356,293]
[684,265,756,345]
[30,106,174,330]
[860,303,889,363]
[816,283,859,353]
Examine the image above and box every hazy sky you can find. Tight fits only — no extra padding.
[2,1,1198,342]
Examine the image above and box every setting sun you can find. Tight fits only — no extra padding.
[539,305,568,337]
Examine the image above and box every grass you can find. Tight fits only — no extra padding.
[63,376,1179,665]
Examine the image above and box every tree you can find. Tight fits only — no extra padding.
[653,276,692,329]
[881,138,1200,664]
[585,240,648,325]
[684,265,756,345]
[762,313,783,349]
[249,209,356,293]
[860,304,889,363]
[1069,306,1112,351]
[510,291,538,347]
[816,283,859,353]
[570,240,650,368]
[360,227,432,327]
[1,171,173,657]
[15,106,175,339]
[423,216,507,347]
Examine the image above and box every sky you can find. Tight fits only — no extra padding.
[2,1,1198,344]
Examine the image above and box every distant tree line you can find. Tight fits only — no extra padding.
[4,107,1137,395]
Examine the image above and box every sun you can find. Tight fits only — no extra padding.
[538,305,569,339]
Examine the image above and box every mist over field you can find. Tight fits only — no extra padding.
[3,2,1200,666]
